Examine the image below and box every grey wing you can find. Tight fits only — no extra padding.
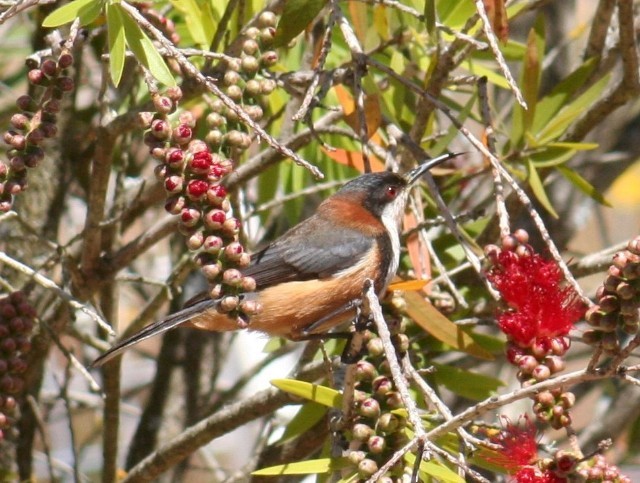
[244,218,373,287]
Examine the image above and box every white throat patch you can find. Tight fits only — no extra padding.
[379,192,406,291]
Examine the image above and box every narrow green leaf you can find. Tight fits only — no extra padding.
[529,143,597,168]
[404,291,494,360]
[106,3,126,87]
[169,0,210,46]
[43,0,103,27]
[271,379,343,408]
[273,0,327,48]
[278,402,327,444]
[557,165,612,207]
[532,58,598,133]
[460,60,509,89]
[527,159,559,218]
[405,451,465,483]
[430,363,504,401]
[424,0,436,36]
[536,73,610,144]
[116,3,176,86]
[252,457,346,476]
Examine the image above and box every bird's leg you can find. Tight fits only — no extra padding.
[340,300,373,364]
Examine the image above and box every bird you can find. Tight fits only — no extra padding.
[93,153,457,366]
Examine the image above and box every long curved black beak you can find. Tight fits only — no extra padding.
[406,152,462,185]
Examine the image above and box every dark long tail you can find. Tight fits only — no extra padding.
[92,297,216,367]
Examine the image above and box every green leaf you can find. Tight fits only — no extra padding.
[116,3,176,86]
[405,451,465,483]
[271,379,343,408]
[424,0,436,36]
[557,165,612,207]
[527,158,559,218]
[528,143,598,168]
[273,0,327,48]
[169,0,213,46]
[404,291,494,360]
[43,0,103,27]
[430,363,504,401]
[532,58,598,133]
[460,60,509,89]
[106,3,126,87]
[536,73,610,144]
[252,457,346,476]
[278,402,327,444]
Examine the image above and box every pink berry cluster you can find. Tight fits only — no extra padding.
[1,52,74,212]
[485,230,585,429]
[344,330,411,481]
[142,88,260,324]
[0,291,35,441]
[203,11,279,158]
[584,236,640,354]
[577,454,631,483]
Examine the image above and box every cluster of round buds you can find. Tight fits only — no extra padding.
[142,89,260,325]
[134,2,180,44]
[343,329,412,480]
[203,11,279,159]
[0,291,36,441]
[532,388,575,430]
[577,454,631,482]
[1,52,74,211]
[583,236,640,354]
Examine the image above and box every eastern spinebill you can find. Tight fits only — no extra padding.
[93,153,458,366]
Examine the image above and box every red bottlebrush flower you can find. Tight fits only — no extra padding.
[514,467,566,483]
[488,416,539,472]
[486,250,585,347]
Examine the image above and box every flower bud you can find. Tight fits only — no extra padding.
[352,422,373,441]
[165,195,186,215]
[258,11,277,28]
[367,435,386,454]
[186,179,209,201]
[239,299,261,315]
[358,398,381,419]
[377,412,400,433]
[223,268,243,287]
[153,95,174,114]
[224,242,244,262]
[164,175,184,194]
[203,235,223,254]
[531,364,550,381]
[204,209,226,230]
[366,337,384,357]
[180,207,201,227]
[201,262,222,280]
[172,124,193,145]
[220,295,239,312]
[372,376,393,397]
[355,360,377,382]
[357,459,378,478]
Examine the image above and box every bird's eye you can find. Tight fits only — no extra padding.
[385,185,399,199]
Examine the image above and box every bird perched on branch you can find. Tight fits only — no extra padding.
[93,153,457,366]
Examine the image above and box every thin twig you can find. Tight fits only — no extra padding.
[473,0,526,109]
[0,251,114,336]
